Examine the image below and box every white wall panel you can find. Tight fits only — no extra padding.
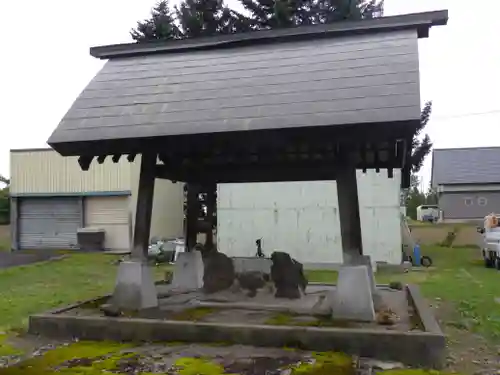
[217,170,402,266]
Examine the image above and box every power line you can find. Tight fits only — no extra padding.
[432,109,500,121]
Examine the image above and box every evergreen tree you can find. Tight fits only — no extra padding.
[131,1,182,42]
[239,0,384,30]
[0,175,9,225]
[130,0,384,42]
[313,0,383,24]
[175,0,249,37]
[411,101,433,173]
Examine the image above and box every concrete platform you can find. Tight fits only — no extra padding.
[28,283,445,369]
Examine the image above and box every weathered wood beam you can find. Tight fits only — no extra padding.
[400,137,412,189]
[184,183,200,252]
[336,165,363,261]
[156,163,340,183]
[204,183,217,250]
[77,156,93,171]
[131,153,157,259]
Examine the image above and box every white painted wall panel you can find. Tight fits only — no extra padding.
[217,170,402,266]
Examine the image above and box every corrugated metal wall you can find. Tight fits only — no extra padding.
[10,149,185,248]
[18,197,81,249]
[84,196,130,250]
[217,170,402,266]
[10,149,132,194]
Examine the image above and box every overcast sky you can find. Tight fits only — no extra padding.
[1,0,499,188]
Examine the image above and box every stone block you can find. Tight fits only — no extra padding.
[203,252,235,293]
[111,260,158,310]
[232,257,272,274]
[330,265,376,322]
[351,255,376,294]
[172,251,204,289]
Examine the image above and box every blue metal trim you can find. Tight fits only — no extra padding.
[10,191,131,198]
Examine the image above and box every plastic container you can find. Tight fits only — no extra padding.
[413,244,421,266]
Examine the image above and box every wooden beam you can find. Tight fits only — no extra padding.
[131,153,157,260]
[78,156,93,171]
[204,183,217,250]
[184,183,200,252]
[154,154,404,184]
[336,166,363,261]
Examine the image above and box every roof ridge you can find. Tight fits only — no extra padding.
[434,146,500,152]
[90,10,448,60]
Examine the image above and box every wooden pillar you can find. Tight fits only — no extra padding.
[336,166,363,263]
[204,183,217,250]
[185,183,199,251]
[131,153,157,260]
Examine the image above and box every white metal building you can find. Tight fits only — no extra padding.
[217,170,403,267]
[9,149,184,251]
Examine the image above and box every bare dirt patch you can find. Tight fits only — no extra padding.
[410,225,480,247]
[431,299,499,375]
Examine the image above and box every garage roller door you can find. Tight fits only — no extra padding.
[84,196,130,250]
[19,197,81,249]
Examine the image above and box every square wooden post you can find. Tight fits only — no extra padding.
[204,183,217,250]
[110,152,158,311]
[336,166,363,263]
[132,153,157,259]
[185,183,200,251]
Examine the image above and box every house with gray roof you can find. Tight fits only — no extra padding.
[431,147,500,221]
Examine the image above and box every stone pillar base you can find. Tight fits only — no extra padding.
[110,260,158,310]
[330,265,376,322]
[172,251,204,289]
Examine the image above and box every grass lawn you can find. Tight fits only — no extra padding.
[0,245,498,373]
[0,254,170,329]
[0,246,495,336]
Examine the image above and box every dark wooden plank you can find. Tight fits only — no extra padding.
[336,166,363,260]
[185,184,199,252]
[131,153,157,259]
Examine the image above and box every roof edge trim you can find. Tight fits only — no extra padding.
[90,10,448,60]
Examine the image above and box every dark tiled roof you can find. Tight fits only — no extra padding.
[432,147,500,186]
[47,11,447,156]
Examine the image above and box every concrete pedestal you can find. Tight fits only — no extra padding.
[172,251,204,289]
[330,265,376,322]
[111,260,158,310]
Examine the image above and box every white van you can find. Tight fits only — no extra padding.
[478,214,500,268]
[416,205,440,222]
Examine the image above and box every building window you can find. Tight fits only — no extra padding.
[464,197,473,206]
[477,197,488,206]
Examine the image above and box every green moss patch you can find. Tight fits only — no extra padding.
[265,313,354,328]
[290,352,354,375]
[0,333,23,357]
[174,357,226,375]
[171,307,215,322]
[0,340,134,375]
